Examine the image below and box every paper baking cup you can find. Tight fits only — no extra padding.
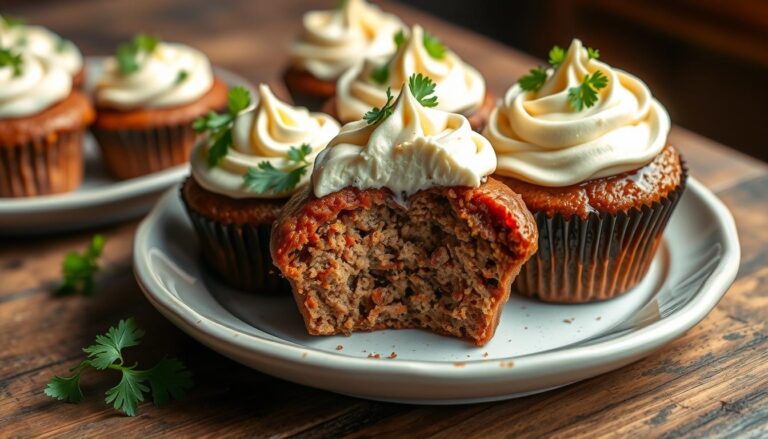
[513,170,688,303]
[93,123,198,180]
[180,190,289,294]
[0,130,84,197]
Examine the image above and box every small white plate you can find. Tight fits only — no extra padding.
[134,178,739,404]
[0,58,252,235]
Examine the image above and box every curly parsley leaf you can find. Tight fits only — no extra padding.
[567,70,608,111]
[408,73,438,108]
[422,31,446,59]
[518,67,547,92]
[0,47,23,77]
[55,234,106,296]
[193,86,252,167]
[587,47,600,60]
[116,33,160,75]
[548,45,565,68]
[243,144,312,194]
[362,87,395,125]
[44,318,193,416]
[394,29,406,48]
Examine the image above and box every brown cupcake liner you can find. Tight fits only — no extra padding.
[92,123,198,180]
[513,167,688,303]
[0,130,84,198]
[180,188,289,293]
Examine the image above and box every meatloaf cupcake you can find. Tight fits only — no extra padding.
[285,0,403,110]
[0,15,85,87]
[483,39,686,303]
[325,25,494,132]
[0,49,94,197]
[271,75,537,346]
[92,34,228,179]
[183,84,340,292]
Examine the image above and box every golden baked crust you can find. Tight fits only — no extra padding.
[0,90,94,146]
[494,145,685,219]
[93,76,229,130]
[182,177,288,226]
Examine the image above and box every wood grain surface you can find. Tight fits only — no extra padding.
[1,1,767,437]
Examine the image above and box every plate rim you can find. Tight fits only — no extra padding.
[134,177,739,382]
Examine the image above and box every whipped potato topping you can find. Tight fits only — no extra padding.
[483,39,670,187]
[0,18,83,77]
[192,84,340,199]
[289,0,403,81]
[313,82,496,202]
[95,42,213,110]
[0,52,71,118]
[335,25,486,122]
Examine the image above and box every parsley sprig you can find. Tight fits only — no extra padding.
[519,43,605,97]
[193,87,252,167]
[243,144,313,194]
[362,87,395,125]
[116,33,160,75]
[394,29,406,48]
[422,31,446,59]
[363,73,439,125]
[56,234,105,296]
[0,47,23,77]
[567,70,608,111]
[44,318,193,416]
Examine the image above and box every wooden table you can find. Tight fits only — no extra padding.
[2,1,767,437]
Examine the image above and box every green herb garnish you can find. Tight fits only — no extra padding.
[243,144,312,194]
[567,70,608,111]
[394,29,406,48]
[176,69,189,84]
[55,37,71,53]
[1,16,25,28]
[362,87,395,125]
[44,318,193,417]
[548,45,565,68]
[422,31,446,59]
[587,47,600,60]
[116,33,159,75]
[55,234,105,296]
[408,73,438,107]
[0,47,23,77]
[517,67,547,92]
[193,87,251,167]
[370,63,389,85]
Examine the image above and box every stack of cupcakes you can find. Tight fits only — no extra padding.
[183,84,339,291]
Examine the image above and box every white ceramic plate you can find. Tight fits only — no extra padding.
[134,178,739,404]
[0,58,252,235]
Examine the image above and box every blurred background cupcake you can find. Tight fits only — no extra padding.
[183,84,340,292]
[0,15,85,87]
[325,24,493,131]
[484,39,686,303]
[0,48,93,197]
[92,34,228,180]
[284,0,403,110]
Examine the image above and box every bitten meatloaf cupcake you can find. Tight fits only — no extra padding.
[92,34,228,179]
[0,15,86,87]
[0,49,94,197]
[483,39,686,303]
[324,25,494,131]
[284,0,403,110]
[271,75,537,346]
[183,84,340,291]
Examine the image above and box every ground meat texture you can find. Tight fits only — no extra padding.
[271,178,538,346]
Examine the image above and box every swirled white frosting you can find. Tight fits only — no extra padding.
[0,52,71,118]
[192,84,340,199]
[483,39,670,186]
[336,25,486,123]
[289,0,403,81]
[95,42,213,110]
[0,18,83,77]
[313,83,496,202]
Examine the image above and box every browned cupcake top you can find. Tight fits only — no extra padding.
[494,144,684,219]
[94,77,228,130]
[0,90,94,146]
[182,177,287,226]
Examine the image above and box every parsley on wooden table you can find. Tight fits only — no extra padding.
[192,86,252,167]
[44,318,192,417]
[55,234,106,296]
